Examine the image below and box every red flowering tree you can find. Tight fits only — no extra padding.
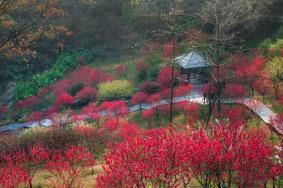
[96,128,191,188]
[147,93,162,121]
[142,109,154,127]
[26,111,44,122]
[49,66,113,97]
[54,92,75,108]
[175,102,199,124]
[98,100,129,124]
[96,122,280,188]
[80,103,101,125]
[174,84,193,97]
[187,122,278,188]
[118,122,140,140]
[103,119,120,132]
[69,66,113,86]
[225,106,249,124]
[131,92,148,110]
[157,105,171,117]
[45,145,95,188]
[0,144,49,188]
[46,106,57,118]
[50,79,72,96]
[130,92,148,105]
[159,88,171,102]
[157,66,181,89]
[223,83,247,98]
[162,39,176,59]
[232,55,266,96]
[252,72,271,102]
[0,164,29,188]
[75,87,97,103]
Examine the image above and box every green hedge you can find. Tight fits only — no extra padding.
[98,80,134,101]
[13,50,93,100]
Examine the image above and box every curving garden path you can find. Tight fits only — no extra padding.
[1,85,282,136]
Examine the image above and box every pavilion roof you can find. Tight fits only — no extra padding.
[175,51,212,69]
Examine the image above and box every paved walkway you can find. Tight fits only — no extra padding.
[1,85,282,136]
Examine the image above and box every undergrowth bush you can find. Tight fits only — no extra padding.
[98,80,134,101]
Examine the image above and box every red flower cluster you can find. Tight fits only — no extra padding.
[162,39,176,59]
[130,92,148,105]
[251,72,271,97]
[157,104,170,114]
[99,100,129,122]
[0,165,29,188]
[201,84,217,96]
[97,122,280,188]
[118,122,139,140]
[223,83,247,98]
[96,128,191,188]
[49,66,112,99]
[233,55,265,81]
[0,144,49,188]
[75,86,97,102]
[174,84,192,97]
[175,102,199,123]
[71,66,113,86]
[80,103,95,113]
[0,144,95,188]
[54,92,75,108]
[45,145,95,188]
[157,66,181,88]
[147,93,161,104]
[142,109,154,120]
[26,111,44,121]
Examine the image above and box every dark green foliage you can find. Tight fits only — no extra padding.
[137,70,147,81]
[149,66,160,81]
[145,53,162,81]
[67,83,84,96]
[13,51,93,101]
[145,53,162,66]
